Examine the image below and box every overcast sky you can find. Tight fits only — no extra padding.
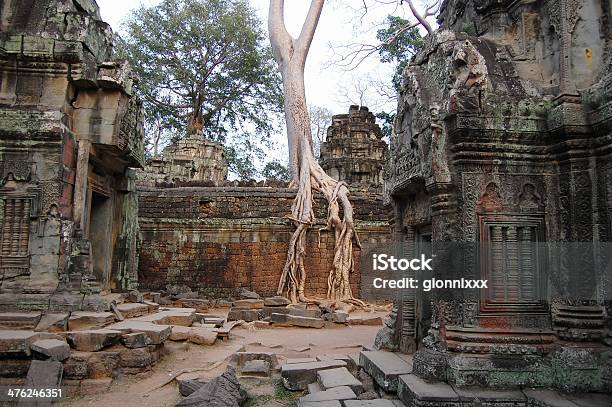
[95,0,420,113]
[95,0,428,171]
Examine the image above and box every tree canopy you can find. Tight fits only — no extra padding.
[118,0,283,176]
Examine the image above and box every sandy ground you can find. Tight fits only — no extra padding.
[59,309,389,407]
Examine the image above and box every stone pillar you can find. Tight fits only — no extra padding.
[73,139,91,232]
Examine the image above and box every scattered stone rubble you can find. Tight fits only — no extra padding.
[227,297,383,329]
[0,292,224,398]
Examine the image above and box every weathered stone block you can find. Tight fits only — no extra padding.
[317,367,363,393]
[264,296,290,307]
[232,299,264,309]
[299,385,357,403]
[348,316,383,326]
[241,360,270,377]
[170,326,191,341]
[188,328,217,346]
[106,321,171,345]
[121,332,148,349]
[227,308,260,322]
[65,329,122,351]
[30,339,70,361]
[116,303,149,318]
[397,374,459,406]
[68,311,115,331]
[281,360,348,391]
[0,330,37,356]
[230,351,279,370]
[0,312,41,329]
[360,351,412,392]
[286,314,325,329]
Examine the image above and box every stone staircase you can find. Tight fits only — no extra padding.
[286,350,612,407]
[0,299,228,399]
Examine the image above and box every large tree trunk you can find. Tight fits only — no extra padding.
[269,0,364,305]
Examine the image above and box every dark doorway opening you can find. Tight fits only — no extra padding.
[88,191,112,290]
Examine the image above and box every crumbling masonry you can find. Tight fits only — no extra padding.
[0,0,144,310]
[383,0,612,393]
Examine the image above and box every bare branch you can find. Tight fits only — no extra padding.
[404,0,434,34]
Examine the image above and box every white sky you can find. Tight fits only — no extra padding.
[95,0,429,172]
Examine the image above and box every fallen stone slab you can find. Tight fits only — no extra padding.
[281,360,348,391]
[188,327,217,346]
[178,298,210,312]
[566,393,612,407]
[317,367,363,394]
[204,317,225,327]
[35,313,69,332]
[397,374,459,406]
[300,385,357,403]
[143,300,160,313]
[119,345,163,369]
[298,401,342,407]
[177,377,208,397]
[287,358,318,364]
[330,311,349,324]
[230,351,279,370]
[116,303,150,318]
[453,387,526,404]
[348,317,383,326]
[176,368,247,407]
[287,315,325,329]
[68,311,115,331]
[135,309,195,326]
[0,312,41,329]
[344,400,398,407]
[523,389,581,407]
[317,354,358,372]
[227,308,260,322]
[308,382,322,394]
[107,321,171,345]
[232,299,264,309]
[270,312,291,326]
[170,325,192,341]
[30,339,70,361]
[264,296,290,307]
[360,351,412,392]
[65,329,122,351]
[288,306,322,319]
[0,330,37,356]
[18,360,62,407]
[242,360,270,377]
[121,332,148,348]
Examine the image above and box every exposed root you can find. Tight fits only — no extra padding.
[277,141,364,305]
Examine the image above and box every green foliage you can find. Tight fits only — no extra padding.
[118,0,283,178]
[262,160,290,182]
[376,15,424,92]
[375,110,395,140]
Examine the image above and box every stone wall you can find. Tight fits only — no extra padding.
[384,0,612,392]
[0,0,144,311]
[137,186,391,297]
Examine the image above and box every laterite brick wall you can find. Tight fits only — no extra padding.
[137,186,391,298]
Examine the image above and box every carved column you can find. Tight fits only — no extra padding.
[73,139,91,232]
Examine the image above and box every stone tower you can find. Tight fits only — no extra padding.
[0,0,145,309]
[139,133,228,186]
[320,105,387,191]
[382,0,612,394]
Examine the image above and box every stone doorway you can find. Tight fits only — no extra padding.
[88,191,113,291]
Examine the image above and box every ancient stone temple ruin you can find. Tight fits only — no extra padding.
[320,105,387,191]
[0,0,144,309]
[138,133,228,186]
[384,0,612,393]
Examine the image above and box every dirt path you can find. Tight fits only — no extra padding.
[60,310,387,406]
